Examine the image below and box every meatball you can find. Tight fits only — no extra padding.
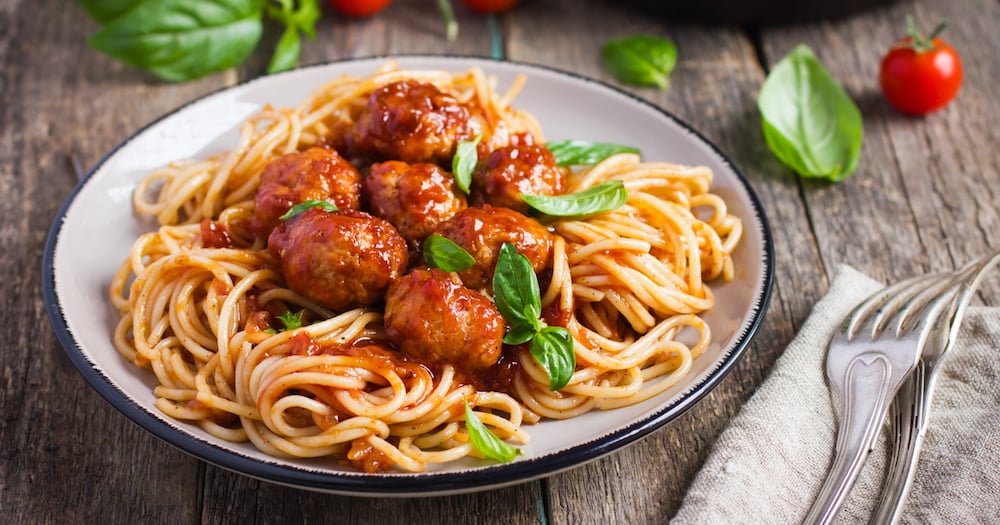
[254,147,362,237]
[268,208,408,312]
[384,268,504,374]
[472,144,566,214]
[363,161,467,249]
[433,205,554,290]
[351,80,479,166]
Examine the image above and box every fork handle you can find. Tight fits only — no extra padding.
[870,360,942,525]
[869,367,923,525]
[804,353,902,525]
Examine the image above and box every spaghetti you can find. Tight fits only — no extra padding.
[110,63,741,472]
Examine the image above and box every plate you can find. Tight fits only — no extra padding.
[43,56,774,496]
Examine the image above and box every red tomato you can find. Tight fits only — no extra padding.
[328,0,392,17]
[460,0,519,14]
[879,20,963,115]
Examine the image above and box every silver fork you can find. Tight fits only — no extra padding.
[871,250,1000,525]
[802,263,977,525]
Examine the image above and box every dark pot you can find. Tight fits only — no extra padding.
[614,0,899,24]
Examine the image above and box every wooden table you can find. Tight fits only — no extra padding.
[2,0,997,522]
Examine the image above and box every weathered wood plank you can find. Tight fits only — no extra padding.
[0,1,229,523]
[202,470,543,525]
[759,0,1000,295]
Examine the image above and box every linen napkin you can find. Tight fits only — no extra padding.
[672,265,1000,524]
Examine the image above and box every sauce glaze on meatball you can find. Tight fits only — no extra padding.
[472,144,566,214]
[363,161,468,249]
[268,208,408,312]
[432,205,554,290]
[384,268,504,374]
[351,80,480,166]
[254,147,362,237]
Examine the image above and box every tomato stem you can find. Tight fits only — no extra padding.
[905,13,949,53]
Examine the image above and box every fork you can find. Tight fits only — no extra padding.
[870,250,1000,525]
[802,263,977,525]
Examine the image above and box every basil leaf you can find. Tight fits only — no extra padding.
[602,35,677,90]
[88,0,265,83]
[523,180,627,217]
[757,44,863,182]
[286,0,320,39]
[79,0,146,24]
[265,0,319,73]
[464,401,521,463]
[492,243,542,336]
[267,25,301,74]
[423,234,475,273]
[451,135,482,194]
[279,199,337,220]
[503,322,536,346]
[545,140,641,166]
[529,326,575,390]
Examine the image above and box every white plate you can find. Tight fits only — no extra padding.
[44,56,774,496]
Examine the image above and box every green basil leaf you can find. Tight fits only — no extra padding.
[503,322,536,346]
[523,180,627,217]
[545,140,641,166]
[492,243,542,334]
[464,401,521,463]
[267,25,301,74]
[757,44,863,182]
[88,0,265,83]
[602,35,677,90]
[529,326,575,390]
[79,0,146,24]
[288,0,320,39]
[451,135,482,194]
[279,199,337,220]
[423,234,475,273]
[265,0,319,74]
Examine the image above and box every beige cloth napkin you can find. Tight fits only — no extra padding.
[672,265,1000,524]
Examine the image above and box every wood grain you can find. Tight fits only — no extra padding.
[1,0,997,523]
[759,0,1000,286]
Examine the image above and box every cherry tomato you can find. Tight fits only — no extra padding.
[879,17,963,115]
[328,0,392,17]
[460,0,519,14]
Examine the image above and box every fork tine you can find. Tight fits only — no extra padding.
[871,250,1000,525]
[886,273,967,337]
[843,273,938,340]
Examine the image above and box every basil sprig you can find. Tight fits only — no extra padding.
[602,35,678,90]
[546,140,641,166]
[522,180,628,217]
[757,44,863,182]
[279,199,337,220]
[266,0,320,74]
[464,401,521,463]
[451,135,482,194]
[422,234,475,273]
[82,0,320,82]
[493,243,575,390]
